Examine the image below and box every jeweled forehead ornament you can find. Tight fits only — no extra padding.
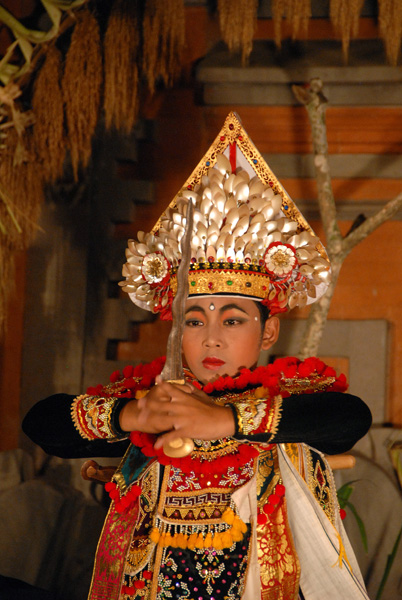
[120,112,331,319]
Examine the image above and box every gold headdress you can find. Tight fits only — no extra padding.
[120,112,330,318]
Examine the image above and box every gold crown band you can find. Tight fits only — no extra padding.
[170,267,272,300]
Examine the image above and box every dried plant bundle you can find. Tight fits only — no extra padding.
[330,0,365,62]
[62,8,103,180]
[378,0,402,66]
[143,0,185,93]
[103,0,140,133]
[217,0,258,64]
[272,0,311,48]
[32,44,65,182]
[0,129,43,331]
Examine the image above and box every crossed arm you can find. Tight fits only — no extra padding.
[120,376,235,448]
[22,378,372,459]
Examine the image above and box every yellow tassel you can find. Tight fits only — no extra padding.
[204,533,213,548]
[176,533,188,548]
[150,528,160,544]
[158,533,166,547]
[332,532,353,571]
[221,531,233,548]
[233,517,247,534]
[195,533,205,549]
[164,533,174,547]
[222,508,235,525]
[187,533,198,550]
[231,527,244,542]
[213,534,224,550]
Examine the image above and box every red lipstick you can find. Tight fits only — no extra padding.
[202,357,225,370]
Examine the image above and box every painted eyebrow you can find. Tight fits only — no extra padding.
[219,303,248,315]
[185,303,248,315]
[185,305,206,315]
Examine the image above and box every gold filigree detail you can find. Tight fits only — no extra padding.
[256,447,279,501]
[71,394,118,440]
[170,267,271,301]
[284,443,301,474]
[280,375,336,395]
[257,498,300,598]
[303,446,337,525]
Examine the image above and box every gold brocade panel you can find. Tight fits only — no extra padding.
[257,447,300,600]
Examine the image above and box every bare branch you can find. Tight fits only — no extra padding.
[293,78,402,359]
[343,192,402,253]
[292,79,342,254]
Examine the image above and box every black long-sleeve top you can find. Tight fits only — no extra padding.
[22,389,372,459]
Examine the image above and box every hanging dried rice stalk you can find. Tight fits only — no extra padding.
[0,128,44,332]
[217,0,258,64]
[330,0,364,62]
[143,0,185,94]
[103,0,140,133]
[32,44,65,182]
[62,8,102,181]
[272,0,311,48]
[378,0,402,66]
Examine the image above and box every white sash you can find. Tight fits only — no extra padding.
[277,444,370,600]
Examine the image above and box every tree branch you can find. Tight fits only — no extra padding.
[293,78,402,358]
[343,192,402,254]
[292,79,343,255]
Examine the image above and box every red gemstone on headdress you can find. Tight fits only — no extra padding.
[238,135,243,141]
[269,181,274,187]
[259,259,264,266]
[191,257,196,263]
[229,124,234,130]
[245,258,251,264]
[208,256,214,262]
[208,282,213,290]
[187,185,192,190]
[262,286,267,290]
[220,136,225,141]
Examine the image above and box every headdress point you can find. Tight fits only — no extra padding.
[120,112,330,319]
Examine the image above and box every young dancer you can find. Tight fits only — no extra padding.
[23,113,372,600]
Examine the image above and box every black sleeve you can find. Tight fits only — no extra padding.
[234,391,372,455]
[22,394,131,459]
